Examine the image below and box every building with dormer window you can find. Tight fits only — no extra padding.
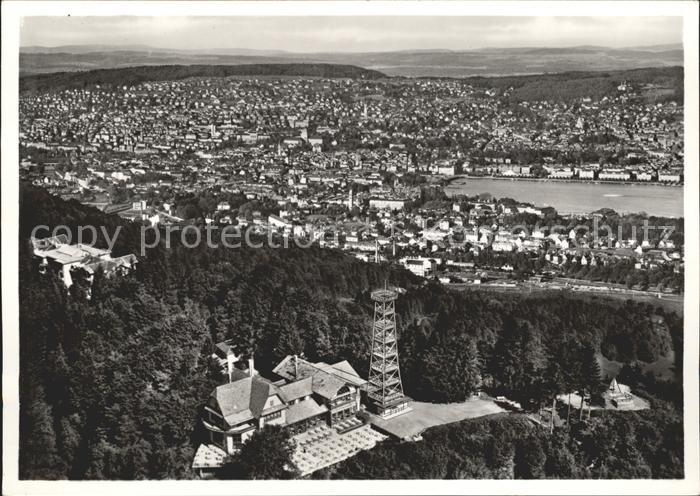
[200,353,366,457]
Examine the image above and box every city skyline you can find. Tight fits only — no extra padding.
[20,16,683,53]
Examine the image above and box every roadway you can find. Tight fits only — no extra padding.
[445,278,683,306]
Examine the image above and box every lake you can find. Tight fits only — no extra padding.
[445,177,683,218]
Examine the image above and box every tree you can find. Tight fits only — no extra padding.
[541,358,566,433]
[108,184,128,203]
[57,414,83,474]
[491,318,546,406]
[19,385,62,479]
[487,437,515,471]
[178,202,201,221]
[223,425,297,479]
[563,346,582,425]
[514,437,546,478]
[544,431,579,477]
[418,337,482,402]
[579,344,604,419]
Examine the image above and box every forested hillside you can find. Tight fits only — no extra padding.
[320,407,683,479]
[463,66,684,102]
[19,61,681,104]
[19,63,386,93]
[19,184,683,479]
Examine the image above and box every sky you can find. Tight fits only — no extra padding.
[20,16,683,53]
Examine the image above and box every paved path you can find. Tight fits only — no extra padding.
[368,398,505,440]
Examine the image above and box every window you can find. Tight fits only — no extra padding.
[264,410,282,422]
[231,433,244,448]
[211,431,224,447]
[207,409,221,426]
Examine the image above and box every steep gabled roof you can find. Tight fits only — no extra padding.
[212,378,254,426]
[273,356,362,400]
[214,341,235,358]
[326,360,366,387]
[285,398,328,425]
[211,376,282,427]
[278,376,313,403]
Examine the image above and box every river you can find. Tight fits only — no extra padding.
[444,177,683,218]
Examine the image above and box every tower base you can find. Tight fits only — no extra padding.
[369,396,412,419]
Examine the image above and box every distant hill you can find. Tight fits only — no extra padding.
[20,44,683,78]
[461,66,684,102]
[20,44,294,56]
[19,63,683,104]
[21,44,162,54]
[19,63,386,93]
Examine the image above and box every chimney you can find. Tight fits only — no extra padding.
[227,350,237,383]
[293,354,298,378]
[248,357,255,377]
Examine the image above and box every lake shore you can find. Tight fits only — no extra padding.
[444,176,683,218]
[445,174,684,187]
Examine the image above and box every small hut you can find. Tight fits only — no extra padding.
[607,377,634,409]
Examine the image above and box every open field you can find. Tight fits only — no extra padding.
[367,398,505,439]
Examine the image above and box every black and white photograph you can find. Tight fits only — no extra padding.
[2,2,699,495]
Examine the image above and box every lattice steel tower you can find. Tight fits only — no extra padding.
[367,286,411,418]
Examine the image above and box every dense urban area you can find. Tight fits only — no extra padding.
[20,67,685,294]
[19,64,685,481]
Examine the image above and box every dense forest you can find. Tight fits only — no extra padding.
[19,63,387,93]
[19,184,683,479]
[319,406,683,479]
[462,66,684,102]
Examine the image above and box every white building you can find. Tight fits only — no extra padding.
[369,198,407,211]
[437,164,456,176]
[200,353,365,458]
[658,173,681,183]
[400,257,437,278]
[550,169,574,179]
[577,169,596,180]
[492,240,516,252]
[268,214,293,231]
[31,235,137,288]
[599,170,631,181]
